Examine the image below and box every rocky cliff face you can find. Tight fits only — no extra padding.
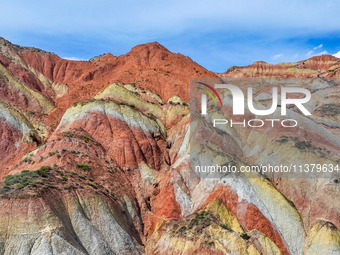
[0,36,339,254]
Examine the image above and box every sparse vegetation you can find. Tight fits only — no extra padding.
[240,233,251,240]
[177,226,187,234]
[276,135,289,144]
[37,166,52,177]
[61,132,101,146]
[220,223,232,231]
[176,211,213,235]
[168,100,187,106]
[116,102,136,108]
[294,141,312,150]
[87,180,98,189]
[76,164,91,171]
[3,166,52,189]
[276,136,329,157]
[78,174,86,180]
[315,103,340,117]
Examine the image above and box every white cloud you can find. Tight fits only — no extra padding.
[307,50,328,58]
[317,50,328,56]
[62,57,86,61]
[306,44,328,58]
[313,44,323,50]
[306,50,314,58]
[333,51,340,58]
[273,53,283,60]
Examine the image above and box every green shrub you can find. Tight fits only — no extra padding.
[62,132,101,146]
[87,180,98,189]
[186,211,212,230]
[188,218,199,229]
[177,226,187,234]
[2,167,50,189]
[48,152,56,156]
[294,141,312,150]
[37,166,52,177]
[240,233,251,240]
[277,136,289,144]
[220,224,232,231]
[76,164,91,171]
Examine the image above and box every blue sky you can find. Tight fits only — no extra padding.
[1,0,340,72]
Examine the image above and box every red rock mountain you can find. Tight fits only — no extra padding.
[222,55,340,78]
[0,36,339,254]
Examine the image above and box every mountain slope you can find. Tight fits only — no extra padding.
[0,37,339,254]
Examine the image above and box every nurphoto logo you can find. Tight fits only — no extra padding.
[197,81,312,128]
